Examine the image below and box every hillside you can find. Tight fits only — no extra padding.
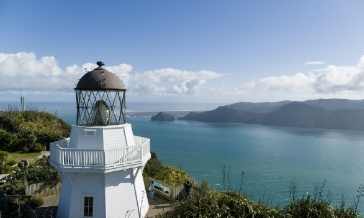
[181,99,364,130]
[0,111,70,152]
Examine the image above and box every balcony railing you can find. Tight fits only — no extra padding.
[50,136,150,171]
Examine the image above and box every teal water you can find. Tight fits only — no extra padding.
[2,101,364,209]
[132,116,364,208]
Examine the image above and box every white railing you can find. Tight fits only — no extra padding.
[50,136,150,170]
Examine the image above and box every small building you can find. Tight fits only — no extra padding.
[49,61,151,218]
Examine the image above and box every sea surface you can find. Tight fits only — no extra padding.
[2,101,364,210]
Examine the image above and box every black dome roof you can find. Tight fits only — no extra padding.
[75,63,126,91]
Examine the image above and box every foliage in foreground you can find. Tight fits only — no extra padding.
[284,196,357,218]
[0,110,70,152]
[165,182,360,218]
[144,152,190,186]
[0,156,59,218]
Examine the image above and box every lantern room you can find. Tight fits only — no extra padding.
[75,61,126,126]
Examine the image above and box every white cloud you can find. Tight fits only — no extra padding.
[305,61,325,65]
[131,68,221,95]
[233,55,364,101]
[3,51,364,103]
[0,52,221,97]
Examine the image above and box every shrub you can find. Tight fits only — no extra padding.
[153,166,190,186]
[0,129,15,151]
[0,115,16,132]
[144,152,163,177]
[13,130,37,151]
[284,196,358,218]
[174,187,282,218]
[172,182,359,218]
[6,159,17,167]
[144,152,190,186]
[25,157,59,185]
[33,143,45,152]
[0,151,8,173]
[29,196,44,208]
[0,111,70,152]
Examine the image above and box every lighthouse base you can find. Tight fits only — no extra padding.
[57,168,149,218]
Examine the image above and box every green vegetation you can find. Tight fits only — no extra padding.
[0,151,11,174]
[0,111,70,152]
[284,196,357,218]
[163,182,359,218]
[7,151,40,163]
[0,156,59,217]
[0,110,67,217]
[1,156,59,193]
[144,152,190,186]
[173,187,280,217]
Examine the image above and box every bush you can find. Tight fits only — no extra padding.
[0,111,70,152]
[284,196,358,218]
[144,152,190,186]
[154,166,190,186]
[0,129,15,151]
[6,159,17,167]
[174,188,282,218]
[144,152,163,177]
[171,183,359,218]
[29,196,44,208]
[0,116,16,132]
[33,143,45,152]
[0,151,8,173]
[13,130,37,151]
[25,157,59,185]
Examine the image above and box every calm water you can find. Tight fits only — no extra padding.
[2,101,364,209]
[132,116,364,208]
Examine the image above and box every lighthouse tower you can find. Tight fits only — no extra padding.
[50,62,151,218]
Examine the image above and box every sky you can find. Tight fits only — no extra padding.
[1,0,364,104]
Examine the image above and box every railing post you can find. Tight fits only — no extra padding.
[103,150,106,167]
[51,137,150,170]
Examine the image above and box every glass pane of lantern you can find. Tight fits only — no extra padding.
[93,100,110,125]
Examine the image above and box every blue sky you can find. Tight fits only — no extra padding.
[1,0,364,103]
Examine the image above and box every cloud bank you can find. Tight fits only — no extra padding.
[0,52,221,96]
[235,56,364,101]
[2,51,364,102]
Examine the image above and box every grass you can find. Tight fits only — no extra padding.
[7,151,41,163]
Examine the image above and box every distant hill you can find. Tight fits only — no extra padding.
[181,99,364,130]
[151,112,175,121]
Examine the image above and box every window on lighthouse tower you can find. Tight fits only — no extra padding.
[83,196,94,217]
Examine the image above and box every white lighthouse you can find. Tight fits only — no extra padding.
[50,61,151,218]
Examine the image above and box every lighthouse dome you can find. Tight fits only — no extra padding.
[75,61,126,91]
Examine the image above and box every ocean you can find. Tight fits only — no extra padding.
[2,101,364,209]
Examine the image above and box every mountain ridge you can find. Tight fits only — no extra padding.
[181,99,364,130]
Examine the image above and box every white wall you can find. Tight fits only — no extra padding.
[58,173,106,218]
[69,127,103,149]
[105,170,138,218]
[58,169,149,218]
[69,124,135,150]
[134,168,149,217]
